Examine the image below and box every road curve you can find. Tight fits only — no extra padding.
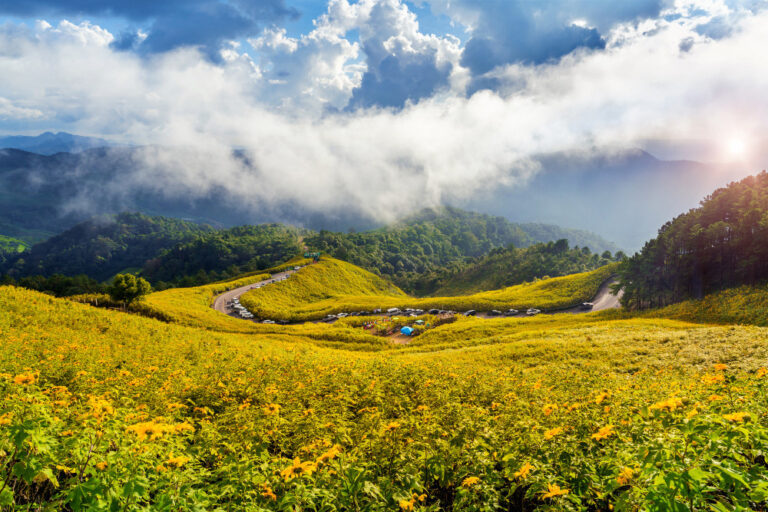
[212,268,299,317]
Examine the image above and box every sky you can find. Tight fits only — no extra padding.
[0,0,767,236]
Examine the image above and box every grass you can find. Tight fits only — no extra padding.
[2,285,768,510]
[239,258,616,322]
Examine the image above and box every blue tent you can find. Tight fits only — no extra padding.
[400,326,414,336]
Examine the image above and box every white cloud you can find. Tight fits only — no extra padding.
[0,97,44,120]
[0,6,767,223]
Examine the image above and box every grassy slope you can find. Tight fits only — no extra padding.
[2,285,768,510]
[239,258,615,321]
[0,234,28,254]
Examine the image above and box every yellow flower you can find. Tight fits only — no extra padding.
[544,427,564,440]
[0,413,12,426]
[316,444,342,464]
[461,476,480,487]
[75,370,88,377]
[542,403,557,416]
[281,458,316,481]
[541,483,569,499]
[650,397,683,412]
[757,367,767,378]
[617,467,634,485]
[12,372,36,385]
[513,462,534,480]
[60,430,74,437]
[126,420,193,441]
[399,499,415,511]
[595,392,609,404]
[263,403,281,415]
[165,455,190,467]
[261,485,277,501]
[95,461,108,471]
[713,363,728,371]
[708,394,724,402]
[723,412,750,422]
[702,374,725,385]
[383,421,401,432]
[592,425,615,441]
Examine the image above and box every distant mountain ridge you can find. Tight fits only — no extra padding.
[0,131,120,155]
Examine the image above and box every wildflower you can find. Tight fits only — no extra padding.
[95,461,108,471]
[13,372,36,385]
[167,402,187,411]
[303,408,314,416]
[281,458,316,481]
[0,413,12,426]
[541,483,569,499]
[702,374,725,385]
[513,461,534,479]
[723,412,750,422]
[75,370,88,377]
[592,425,615,441]
[261,485,277,501]
[60,430,74,437]
[383,421,401,432]
[263,403,281,415]
[757,368,767,378]
[316,444,342,464]
[595,392,609,404]
[713,363,728,371]
[650,397,683,412]
[542,403,557,416]
[399,499,415,511]
[165,455,190,467]
[462,476,480,487]
[617,467,634,485]
[88,397,114,419]
[544,427,563,440]
[708,394,724,402]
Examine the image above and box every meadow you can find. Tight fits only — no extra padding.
[239,258,616,322]
[3,265,768,510]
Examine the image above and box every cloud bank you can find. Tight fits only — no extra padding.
[0,0,766,225]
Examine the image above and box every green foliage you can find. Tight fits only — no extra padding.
[0,212,213,281]
[0,235,27,255]
[108,274,152,305]
[427,239,617,296]
[619,171,768,309]
[14,274,106,297]
[305,207,619,295]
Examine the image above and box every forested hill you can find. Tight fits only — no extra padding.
[619,171,768,309]
[303,207,620,294]
[426,240,622,296]
[0,213,214,282]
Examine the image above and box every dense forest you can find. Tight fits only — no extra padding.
[423,240,622,296]
[142,224,306,287]
[618,171,768,309]
[304,207,619,294]
[0,213,214,281]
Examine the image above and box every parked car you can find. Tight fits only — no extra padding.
[526,308,541,316]
[505,309,519,316]
[463,310,477,316]
[488,310,502,316]
[387,308,400,314]
[428,308,440,315]
[580,302,594,310]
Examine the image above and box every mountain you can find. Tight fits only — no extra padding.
[0,131,118,155]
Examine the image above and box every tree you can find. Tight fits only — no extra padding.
[108,274,151,308]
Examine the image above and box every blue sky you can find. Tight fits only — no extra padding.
[0,0,766,224]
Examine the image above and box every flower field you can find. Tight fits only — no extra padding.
[3,279,768,510]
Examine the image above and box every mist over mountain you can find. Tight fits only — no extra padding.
[463,149,757,252]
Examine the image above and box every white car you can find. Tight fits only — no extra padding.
[526,308,541,316]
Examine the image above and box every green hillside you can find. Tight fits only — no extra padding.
[428,240,620,296]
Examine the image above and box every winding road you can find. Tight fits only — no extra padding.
[210,266,623,323]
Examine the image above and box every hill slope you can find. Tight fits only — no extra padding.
[3,283,768,510]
